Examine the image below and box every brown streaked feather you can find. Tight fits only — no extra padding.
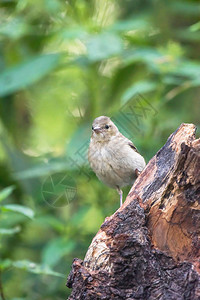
[128,142,139,153]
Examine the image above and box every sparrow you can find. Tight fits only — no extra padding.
[88,116,146,207]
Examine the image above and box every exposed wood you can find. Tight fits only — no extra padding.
[66,123,200,300]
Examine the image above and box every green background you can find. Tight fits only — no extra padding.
[0,0,199,299]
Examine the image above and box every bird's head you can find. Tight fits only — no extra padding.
[91,116,119,142]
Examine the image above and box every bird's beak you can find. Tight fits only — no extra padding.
[93,126,101,134]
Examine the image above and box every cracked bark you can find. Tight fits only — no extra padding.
[66,123,200,300]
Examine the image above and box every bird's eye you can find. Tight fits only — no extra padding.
[105,125,109,129]
[92,126,94,130]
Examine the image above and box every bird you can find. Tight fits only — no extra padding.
[88,116,146,207]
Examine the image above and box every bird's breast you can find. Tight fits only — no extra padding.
[88,138,146,189]
[88,143,110,174]
[88,141,125,188]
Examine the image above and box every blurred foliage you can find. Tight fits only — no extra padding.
[0,0,199,299]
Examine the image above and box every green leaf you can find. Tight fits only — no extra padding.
[171,60,200,79]
[12,260,65,277]
[176,29,200,42]
[42,237,76,267]
[0,186,15,202]
[86,32,123,62]
[45,0,62,13]
[0,226,21,235]
[13,160,70,180]
[190,21,200,32]
[0,204,34,219]
[121,80,157,104]
[36,215,65,232]
[169,1,200,16]
[0,18,30,40]
[110,17,149,32]
[66,122,90,165]
[162,75,185,86]
[0,259,12,270]
[0,53,62,97]
[60,28,88,40]
[123,48,164,66]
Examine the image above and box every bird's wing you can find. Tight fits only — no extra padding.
[118,133,140,154]
[128,142,139,153]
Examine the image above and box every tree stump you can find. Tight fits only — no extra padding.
[66,123,200,300]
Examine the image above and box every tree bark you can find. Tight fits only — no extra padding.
[66,123,200,300]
